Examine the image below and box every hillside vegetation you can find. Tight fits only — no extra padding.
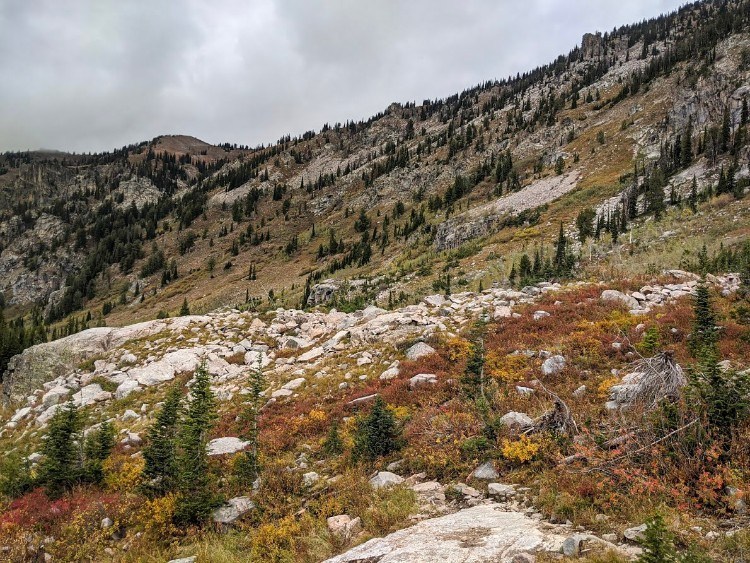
[3,1,750,561]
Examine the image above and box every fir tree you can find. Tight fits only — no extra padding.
[179,298,190,316]
[83,420,115,484]
[688,282,718,358]
[353,396,401,461]
[236,358,266,485]
[38,401,83,497]
[142,384,182,496]
[638,515,676,563]
[322,419,344,457]
[720,105,731,153]
[689,176,698,213]
[174,361,220,525]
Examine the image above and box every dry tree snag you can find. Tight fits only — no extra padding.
[526,381,578,437]
[608,351,687,411]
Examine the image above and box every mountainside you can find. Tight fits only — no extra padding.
[3,1,750,562]
[1,1,749,340]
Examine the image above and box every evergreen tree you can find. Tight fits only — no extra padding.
[322,419,344,457]
[689,176,698,212]
[179,298,190,316]
[638,515,676,563]
[353,397,401,461]
[174,361,220,525]
[554,222,569,274]
[353,208,371,233]
[693,348,750,433]
[83,420,115,484]
[38,402,83,497]
[720,105,731,153]
[142,384,182,496]
[688,283,718,358]
[236,358,266,485]
[575,208,596,243]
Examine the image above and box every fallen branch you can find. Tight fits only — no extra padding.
[597,418,700,467]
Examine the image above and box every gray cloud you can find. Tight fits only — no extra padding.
[0,0,686,153]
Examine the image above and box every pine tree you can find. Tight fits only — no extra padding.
[554,222,569,275]
[638,515,676,563]
[322,419,344,457]
[39,402,83,497]
[720,105,731,153]
[179,298,190,316]
[353,397,401,461]
[142,384,182,496]
[688,283,718,358]
[693,348,750,432]
[83,420,115,484]
[236,358,266,485]
[689,176,698,212]
[174,361,220,525]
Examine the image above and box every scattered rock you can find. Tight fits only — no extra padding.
[73,384,112,407]
[601,290,640,310]
[282,377,306,391]
[623,523,647,543]
[302,471,320,487]
[42,386,70,408]
[405,342,436,361]
[327,514,363,541]
[499,411,533,430]
[206,437,249,456]
[488,483,517,500]
[379,361,400,380]
[409,373,437,388]
[211,496,256,524]
[122,409,139,421]
[369,471,404,489]
[472,461,499,480]
[541,355,566,376]
[115,379,141,400]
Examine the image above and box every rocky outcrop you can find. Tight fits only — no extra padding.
[324,504,568,563]
[581,32,603,60]
[1,316,206,404]
[306,280,341,306]
[434,172,579,251]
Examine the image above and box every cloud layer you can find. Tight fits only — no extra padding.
[0,0,686,153]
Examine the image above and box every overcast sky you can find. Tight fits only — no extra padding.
[0,0,686,153]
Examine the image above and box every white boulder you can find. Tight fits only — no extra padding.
[405,342,436,361]
[207,437,249,456]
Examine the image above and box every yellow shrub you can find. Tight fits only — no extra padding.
[486,352,529,383]
[597,376,620,398]
[52,512,110,562]
[444,337,472,362]
[501,435,541,464]
[138,494,179,539]
[389,405,411,421]
[308,409,328,424]
[103,454,145,492]
[250,514,303,561]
